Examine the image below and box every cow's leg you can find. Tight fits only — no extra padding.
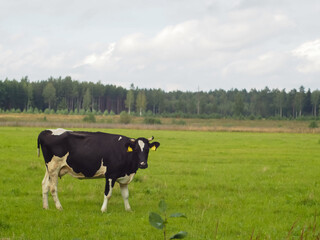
[42,168,50,209]
[48,169,63,210]
[47,158,63,210]
[120,183,131,211]
[101,178,114,213]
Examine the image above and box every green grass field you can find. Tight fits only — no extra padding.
[1,127,320,239]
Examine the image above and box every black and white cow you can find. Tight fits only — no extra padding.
[37,128,160,212]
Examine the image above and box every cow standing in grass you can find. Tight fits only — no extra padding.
[37,128,160,212]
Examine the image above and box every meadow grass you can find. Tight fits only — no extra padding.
[1,127,320,239]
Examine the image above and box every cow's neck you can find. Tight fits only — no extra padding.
[128,153,140,174]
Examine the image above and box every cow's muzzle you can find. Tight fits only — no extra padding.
[139,162,148,169]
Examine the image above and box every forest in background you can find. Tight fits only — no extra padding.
[0,76,320,119]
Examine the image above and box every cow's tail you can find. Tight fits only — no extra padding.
[37,135,41,157]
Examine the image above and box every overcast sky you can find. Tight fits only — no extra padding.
[0,0,320,92]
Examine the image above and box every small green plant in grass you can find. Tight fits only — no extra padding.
[149,199,187,240]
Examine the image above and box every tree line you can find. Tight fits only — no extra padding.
[0,76,319,119]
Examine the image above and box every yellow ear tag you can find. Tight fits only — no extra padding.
[151,145,157,151]
[127,146,133,152]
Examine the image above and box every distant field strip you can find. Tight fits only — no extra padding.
[0,113,319,133]
[1,127,320,239]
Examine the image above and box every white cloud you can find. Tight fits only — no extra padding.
[292,39,320,73]
[74,42,116,68]
[117,10,293,59]
[223,52,288,77]
[73,10,294,87]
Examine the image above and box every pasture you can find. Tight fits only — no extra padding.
[1,127,320,239]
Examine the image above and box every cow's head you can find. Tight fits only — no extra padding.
[125,137,160,169]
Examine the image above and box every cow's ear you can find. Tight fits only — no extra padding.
[125,142,135,152]
[149,142,160,151]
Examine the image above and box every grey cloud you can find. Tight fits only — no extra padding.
[0,0,320,91]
